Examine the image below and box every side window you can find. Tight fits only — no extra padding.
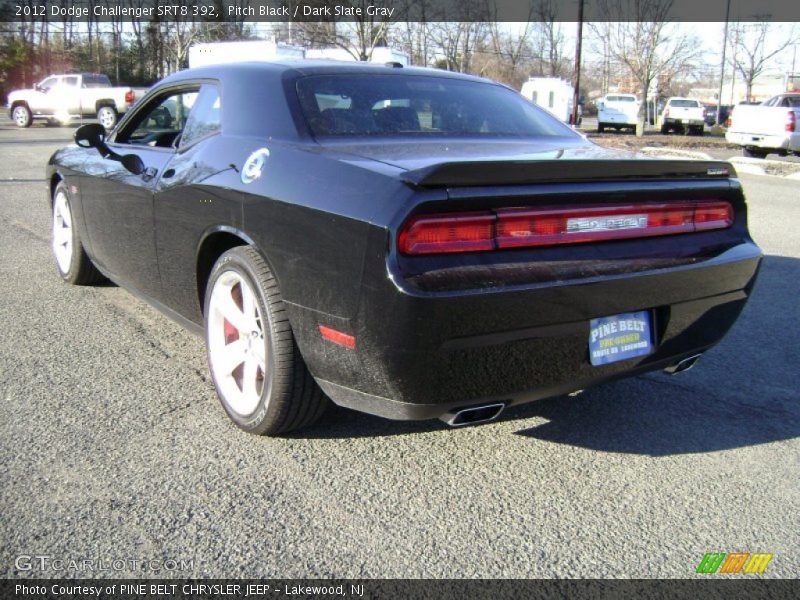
[39,77,58,92]
[116,88,199,148]
[63,76,79,87]
[180,84,221,148]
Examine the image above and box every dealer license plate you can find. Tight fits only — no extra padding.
[589,311,653,366]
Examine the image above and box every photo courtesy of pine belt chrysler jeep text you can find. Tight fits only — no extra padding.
[46,61,762,435]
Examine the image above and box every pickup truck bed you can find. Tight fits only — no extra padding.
[726,94,800,157]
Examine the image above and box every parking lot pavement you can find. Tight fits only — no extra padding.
[0,123,798,578]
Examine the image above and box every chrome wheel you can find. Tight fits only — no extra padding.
[207,270,267,416]
[13,106,31,127]
[52,190,73,274]
[97,106,116,130]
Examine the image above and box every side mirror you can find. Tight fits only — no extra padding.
[74,123,146,176]
[74,123,106,150]
[121,154,145,176]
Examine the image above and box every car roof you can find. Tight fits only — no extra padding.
[158,60,495,86]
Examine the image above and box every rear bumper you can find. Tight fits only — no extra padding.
[664,118,704,127]
[726,131,799,152]
[290,240,761,421]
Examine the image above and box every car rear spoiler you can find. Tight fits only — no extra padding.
[401,159,737,188]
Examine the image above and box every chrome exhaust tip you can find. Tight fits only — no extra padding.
[440,403,506,427]
[664,353,703,375]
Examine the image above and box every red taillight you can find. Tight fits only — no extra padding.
[786,110,796,133]
[125,89,135,104]
[694,201,734,231]
[398,202,733,255]
[664,109,670,119]
[496,204,697,248]
[397,211,494,255]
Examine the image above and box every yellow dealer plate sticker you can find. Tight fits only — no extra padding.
[589,311,653,366]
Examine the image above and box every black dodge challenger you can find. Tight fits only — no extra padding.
[47,61,762,435]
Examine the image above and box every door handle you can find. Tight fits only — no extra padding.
[142,167,158,182]
[162,168,175,179]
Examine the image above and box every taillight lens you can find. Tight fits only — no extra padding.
[664,109,670,118]
[786,111,796,133]
[398,202,733,255]
[397,211,494,255]
[125,90,135,104]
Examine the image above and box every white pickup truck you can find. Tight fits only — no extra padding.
[596,93,640,133]
[7,73,143,130]
[659,97,705,135]
[726,93,800,158]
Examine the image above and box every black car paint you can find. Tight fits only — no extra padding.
[47,62,761,422]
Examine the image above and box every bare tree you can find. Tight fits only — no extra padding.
[597,0,703,135]
[728,22,798,102]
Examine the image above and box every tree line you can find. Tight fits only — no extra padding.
[1,0,796,114]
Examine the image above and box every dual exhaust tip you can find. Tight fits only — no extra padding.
[440,353,703,427]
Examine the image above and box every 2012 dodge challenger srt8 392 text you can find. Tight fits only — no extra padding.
[47,62,761,435]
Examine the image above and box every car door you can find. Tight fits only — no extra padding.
[29,76,59,113]
[79,85,201,300]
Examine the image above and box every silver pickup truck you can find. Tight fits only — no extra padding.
[7,73,145,130]
[726,93,800,158]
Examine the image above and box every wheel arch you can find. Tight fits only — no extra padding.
[196,226,276,315]
[10,99,30,111]
[49,172,64,205]
[95,99,117,112]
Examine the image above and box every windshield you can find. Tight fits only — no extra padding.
[606,96,636,102]
[296,74,577,138]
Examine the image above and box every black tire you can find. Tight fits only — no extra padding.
[97,106,118,130]
[204,246,328,435]
[51,182,104,285]
[660,124,669,134]
[597,123,605,133]
[742,146,767,159]
[12,104,32,128]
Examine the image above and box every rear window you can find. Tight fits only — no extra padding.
[669,99,700,107]
[83,74,111,88]
[296,74,575,138]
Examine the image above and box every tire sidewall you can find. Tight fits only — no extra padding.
[204,249,277,433]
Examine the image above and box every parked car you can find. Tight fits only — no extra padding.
[726,93,800,157]
[702,103,732,126]
[659,97,705,135]
[47,62,761,435]
[7,73,145,129]
[596,93,640,132]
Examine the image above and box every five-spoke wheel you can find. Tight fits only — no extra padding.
[204,246,327,435]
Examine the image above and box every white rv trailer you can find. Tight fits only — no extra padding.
[519,77,577,124]
[188,41,306,68]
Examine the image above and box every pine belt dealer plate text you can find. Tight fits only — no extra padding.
[589,310,653,366]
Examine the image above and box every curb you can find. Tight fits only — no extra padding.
[728,156,800,180]
[639,147,713,160]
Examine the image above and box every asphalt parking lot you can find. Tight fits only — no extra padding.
[0,122,798,579]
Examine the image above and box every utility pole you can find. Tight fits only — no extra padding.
[571,0,584,127]
[716,0,731,125]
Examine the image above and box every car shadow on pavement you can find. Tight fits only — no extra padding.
[514,254,799,455]
[297,255,799,451]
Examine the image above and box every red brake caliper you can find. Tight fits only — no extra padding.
[224,319,239,345]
